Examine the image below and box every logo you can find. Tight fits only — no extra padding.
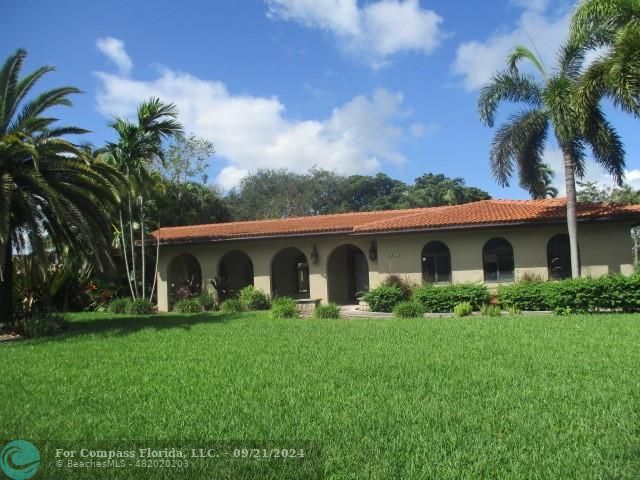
[0,441,40,480]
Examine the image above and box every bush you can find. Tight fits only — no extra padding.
[499,274,640,313]
[126,298,154,315]
[174,298,203,313]
[393,301,424,318]
[197,292,217,312]
[453,302,473,317]
[479,304,501,317]
[412,283,490,313]
[15,312,68,338]
[108,297,131,314]
[271,297,298,319]
[238,286,271,311]
[314,303,340,319]
[381,275,414,300]
[363,285,405,312]
[220,298,244,314]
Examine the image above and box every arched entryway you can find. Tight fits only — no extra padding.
[327,244,369,304]
[218,250,254,300]
[168,253,202,307]
[482,237,514,282]
[547,234,572,280]
[271,247,310,299]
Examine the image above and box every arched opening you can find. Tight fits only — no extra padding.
[218,250,254,300]
[547,234,572,280]
[168,253,202,307]
[421,241,452,284]
[271,247,310,299]
[483,237,514,282]
[327,244,369,304]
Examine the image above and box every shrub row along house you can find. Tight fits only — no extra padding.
[153,198,640,311]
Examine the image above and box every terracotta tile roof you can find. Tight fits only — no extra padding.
[153,198,640,243]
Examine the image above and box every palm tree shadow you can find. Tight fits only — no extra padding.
[50,312,239,342]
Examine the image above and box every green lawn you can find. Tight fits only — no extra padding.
[1,312,639,479]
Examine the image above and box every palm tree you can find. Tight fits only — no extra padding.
[530,163,559,199]
[478,44,626,278]
[104,98,183,300]
[0,49,124,320]
[570,0,640,118]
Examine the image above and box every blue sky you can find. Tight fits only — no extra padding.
[3,0,639,197]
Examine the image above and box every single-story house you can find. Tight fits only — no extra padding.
[153,198,640,311]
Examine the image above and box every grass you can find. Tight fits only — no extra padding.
[1,312,639,479]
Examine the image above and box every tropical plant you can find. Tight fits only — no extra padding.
[220,298,244,314]
[478,43,627,277]
[270,297,298,319]
[0,49,124,321]
[104,98,183,302]
[453,302,473,317]
[314,302,341,319]
[570,0,640,119]
[238,285,271,311]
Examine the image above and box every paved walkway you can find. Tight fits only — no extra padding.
[339,305,392,319]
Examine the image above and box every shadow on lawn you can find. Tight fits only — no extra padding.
[48,312,240,342]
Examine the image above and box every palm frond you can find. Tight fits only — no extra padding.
[582,104,626,185]
[478,70,543,127]
[508,45,546,76]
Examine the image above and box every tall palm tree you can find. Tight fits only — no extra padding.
[570,0,640,118]
[478,44,626,278]
[0,49,124,320]
[104,98,182,300]
[530,163,559,199]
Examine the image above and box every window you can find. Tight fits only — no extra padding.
[483,238,514,282]
[421,241,452,283]
[294,254,310,293]
[547,234,571,280]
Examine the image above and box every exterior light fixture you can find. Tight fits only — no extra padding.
[310,244,319,264]
[369,241,378,261]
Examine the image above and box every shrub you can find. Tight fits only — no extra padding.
[126,298,154,315]
[393,301,424,318]
[108,297,131,314]
[453,302,473,317]
[15,312,68,338]
[412,283,490,313]
[174,298,203,313]
[197,292,217,312]
[363,285,404,312]
[220,298,244,314]
[238,285,271,311]
[314,303,340,319]
[479,304,501,317]
[271,297,298,319]
[381,275,414,300]
[499,274,640,313]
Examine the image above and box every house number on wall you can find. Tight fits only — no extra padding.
[387,251,400,258]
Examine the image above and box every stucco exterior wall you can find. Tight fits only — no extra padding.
[157,222,636,312]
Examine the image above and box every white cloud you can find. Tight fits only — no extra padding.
[96,37,133,75]
[409,122,438,138]
[266,0,444,68]
[95,42,414,190]
[452,2,572,91]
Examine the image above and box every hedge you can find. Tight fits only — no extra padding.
[412,283,490,313]
[363,286,405,313]
[499,274,640,313]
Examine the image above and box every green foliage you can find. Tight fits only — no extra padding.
[393,301,424,318]
[314,303,341,319]
[412,283,490,313]
[108,298,131,314]
[220,298,244,314]
[0,49,126,321]
[224,168,491,220]
[363,285,405,313]
[14,312,68,338]
[479,304,502,317]
[270,297,299,319]
[173,298,203,313]
[126,298,154,315]
[454,302,473,317]
[381,275,414,301]
[197,292,217,312]
[238,285,271,311]
[499,275,640,313]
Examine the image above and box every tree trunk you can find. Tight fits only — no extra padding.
[0,236,14,322]
[128,194,138,298]
[561,145,581,278]
[140,196,146,300]
[119,210,136,298]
